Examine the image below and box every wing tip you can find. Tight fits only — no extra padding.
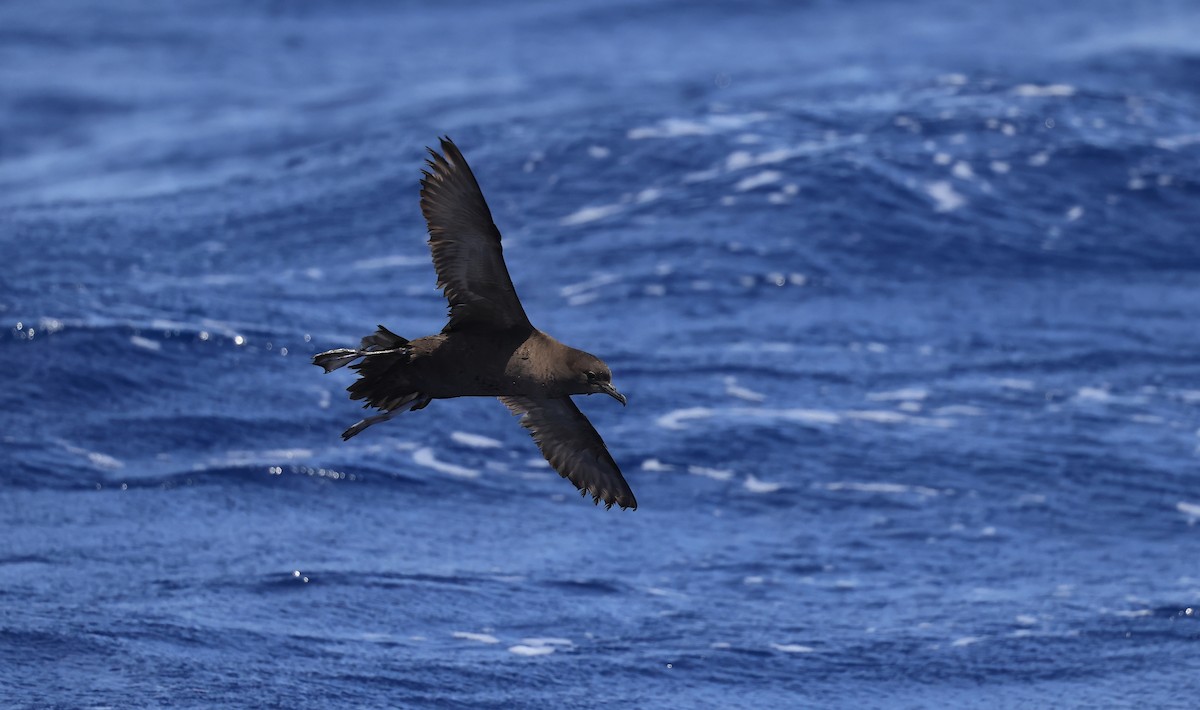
[424,136,459,164]
[613,492,638,511]
[420,136,469,197]
[593,487,638,511]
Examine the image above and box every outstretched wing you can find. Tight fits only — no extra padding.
[499,396,637,510]
[420,137,530,332]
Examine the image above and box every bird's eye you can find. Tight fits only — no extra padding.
[586,371,597,382]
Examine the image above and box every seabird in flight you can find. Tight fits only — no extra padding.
[314,137,636,510]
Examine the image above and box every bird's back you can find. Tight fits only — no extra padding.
[400,327,561,399]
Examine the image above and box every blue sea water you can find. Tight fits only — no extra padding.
[3,0,1200,706]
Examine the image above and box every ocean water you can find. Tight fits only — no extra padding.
[3,0,1200,707]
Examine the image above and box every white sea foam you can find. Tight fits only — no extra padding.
[1155,133,1200,151]
[850,410,954,428]
[641,458,674,472]
[724,377,766,403]
[88,452,124,470]
[824,481,941,497]
[951,636,982,647]
[1109,609,1152,618]
[450,431,502,449]
[566,293,599,307]
[689,466,734,481]
[657,406,842,430]
[453,631,499,644]
[733,170,782,192]
[723,135,865,172]
[627,112,771,140]
[867,387,928,402]
[636,187,662,203]
[508,645,555,656]
[130,335,161,351]
[925,181,966,212]
[771,643,815,653]
[221,448,313,468]
[1177,501,1200,521]
[686,407,835,429]
[521,637,573,648]
[656,407,714,430]
[951,161,974,180]
[412,448,479,479]
[658,402,958,432]
[1075,387,1112,402]
[560,273,620,297]
[560,204,624,226]
[147,318,185,332]
[683,168,721,183]
[846,410,909,424]
[1012,84,1076,97]
[352,254,424,270]
[744,475,783,493]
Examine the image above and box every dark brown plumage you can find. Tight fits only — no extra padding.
[313,137,635,510]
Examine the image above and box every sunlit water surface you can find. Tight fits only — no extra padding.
[2,1,1200,707]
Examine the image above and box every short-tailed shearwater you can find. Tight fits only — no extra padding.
[314,137,635,510]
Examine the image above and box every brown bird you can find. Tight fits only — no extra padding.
[313,137,636,510]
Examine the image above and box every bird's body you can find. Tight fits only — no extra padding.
[314,138,636,510]
[348,328,595,399]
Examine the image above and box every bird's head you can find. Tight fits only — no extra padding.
[568,351,626,405]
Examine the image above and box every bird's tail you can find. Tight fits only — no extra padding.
[313,325,410,372]
[312,326,429,440]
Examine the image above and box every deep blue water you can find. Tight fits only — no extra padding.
[3,1,1200,707]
